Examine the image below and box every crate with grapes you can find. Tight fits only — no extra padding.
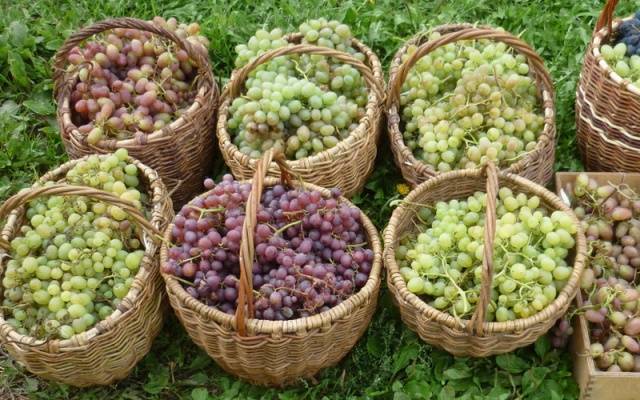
[556,172,640,399]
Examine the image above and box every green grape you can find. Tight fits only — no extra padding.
[399,32,545,171]
[229,20,368,160]
[1,151,147,340]
[397,189,575,322]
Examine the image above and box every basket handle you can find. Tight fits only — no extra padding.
[236,149,293,336]
[467,162,499,336]
[226,44,384,103]
[386,27,554,111]
[595,0,620,35]
[52,17,213,101]
[0,184,161,252]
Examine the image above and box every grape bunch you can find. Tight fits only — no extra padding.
[162,175,374,320]
[228,19,370,160]
[1,149,147,340]
[600,41,640,87]
[395,188,576,322]
[67,17,209,144]
[613,11,640,56]
[398,30,545,172]
[553,174,640,371]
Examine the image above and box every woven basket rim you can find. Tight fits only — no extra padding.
[160,177,383,336]
[55,17,218,149]
[383,167,587,335]
[0,154,169,350]
[216,35,384,171]
[591,15,640,97]
[386,23,556,181]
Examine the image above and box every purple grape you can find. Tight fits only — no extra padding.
[163,178,374,320]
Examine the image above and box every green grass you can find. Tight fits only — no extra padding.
[0,0,634,398]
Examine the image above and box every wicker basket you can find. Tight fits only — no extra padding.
[216,37,384,198]
[53,17,219,208]
[0,155,172,386]
[576,0,640,170]
[576,88,640,171]
[383,163,587,357]
[161,150,382,385]
[386,24,556,187]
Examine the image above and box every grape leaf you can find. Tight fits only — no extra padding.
[487,385,511,400]
[23,97,54,115]
[392,341,419,373]
[442,367,472,380]
[496,354,529,373]
[8,52,29,87]
[143,366,169,394]
[367,331,384,356]
[535,336,551,358]
[8,21,29,48]
[191,388,209,400]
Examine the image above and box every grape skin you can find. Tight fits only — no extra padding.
[396,188,575,322]
[2,149,147,340]
[162,175,374,320]
[398,30,546,172]
[228,19,369,160]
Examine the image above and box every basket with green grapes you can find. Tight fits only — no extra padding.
[383,163,586,357]
[0,150,172,386]
[217,19,384,198]
[386,24,555,187]
[576,0,640,171]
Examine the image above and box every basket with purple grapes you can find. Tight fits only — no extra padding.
[159,149,382,386]
[53,17,219,207]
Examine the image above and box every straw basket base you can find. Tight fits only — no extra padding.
[3,282,166,387]
[166,283,378,386]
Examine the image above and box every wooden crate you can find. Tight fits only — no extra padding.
[556,172,640,400]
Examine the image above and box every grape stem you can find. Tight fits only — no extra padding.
[172,275,196,287]
[272,220,303,236]
[438,255,471,316]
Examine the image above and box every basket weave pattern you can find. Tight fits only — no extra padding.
[576,89,640,170]
[383,166,586,357]
[0,156,172,386]
[54,18,219,208]
[576,0,640,170]
[216,36,384,198]
[161,150,382,385]
[386,24,556,187]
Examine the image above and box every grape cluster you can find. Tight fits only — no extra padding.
[1,149,147,340]
[162,175,374,320]
[228,19,370,160]
[553,174,640,371]
[614,11,640,56]
[600,42,640,87]
[399,30,545,172]
[395,188,576,322]
[67,17,209,144]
